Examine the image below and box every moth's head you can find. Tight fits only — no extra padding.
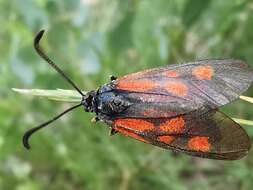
[81,90,96,112]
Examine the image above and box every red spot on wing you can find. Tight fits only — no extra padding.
[192,65,213,80]
[116,73,188,97]
[163,70,179,77]
[115,79,157,92]
[158,136,175,144]
[119,69,153,80]
[113,118,155,132]
[116,128,148,143]
[188,136,210,152]
[159,116,185,133]
[164,81,188,96]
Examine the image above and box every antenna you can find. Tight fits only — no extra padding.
[23,103,82,149]
[34,30,85,96]
[22,30,86,149]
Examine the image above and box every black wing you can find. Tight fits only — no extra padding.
[112,59,253,118]
[112,110,251,160]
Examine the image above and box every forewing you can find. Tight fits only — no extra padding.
[112,91,203,118]
[113,59,253,116]
[112,110,251,160]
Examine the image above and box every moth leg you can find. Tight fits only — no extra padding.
[109,127,118,136]
[91,116,99,123]
[110,75,117,81]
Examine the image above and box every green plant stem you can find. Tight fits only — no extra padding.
[232,118,253,126]
[12,88,253,126]
[12,88,83,103]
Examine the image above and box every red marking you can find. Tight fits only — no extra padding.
[188,136,210,152]
[164,81,188,96]
[158,136,175,144]
[192,65,213,80]
[118,68,154,80]
[113,118,155,132]
[163,70,179,77]
[116,128,148,143]
[115,79,157,92]
[159,116,185,133]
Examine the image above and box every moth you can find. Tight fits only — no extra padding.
[23,30,253,160]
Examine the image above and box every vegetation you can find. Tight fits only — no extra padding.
[1,0,253,189]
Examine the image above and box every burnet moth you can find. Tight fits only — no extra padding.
[23,30,253,160]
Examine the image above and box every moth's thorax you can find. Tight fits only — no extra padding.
[94,84,131,117]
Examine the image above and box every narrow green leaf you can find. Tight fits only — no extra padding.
[12,88,253,126]
[12,88,83,103]
[233,118,253,126]
[240,95,253,104]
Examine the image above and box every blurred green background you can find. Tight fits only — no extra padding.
[1,0,253,189]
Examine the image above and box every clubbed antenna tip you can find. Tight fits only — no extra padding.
[34,29,45,46]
